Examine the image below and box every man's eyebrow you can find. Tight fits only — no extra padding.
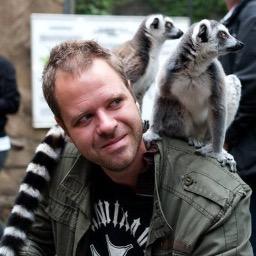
[108,92,127,100]
[109,93,122,99]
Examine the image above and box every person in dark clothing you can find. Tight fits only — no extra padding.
[220,0,256,253]
[0,56,20,170]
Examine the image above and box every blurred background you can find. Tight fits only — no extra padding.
[0,0,227,223]
[75,0,226,21]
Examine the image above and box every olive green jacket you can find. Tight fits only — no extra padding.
[24,137,253,255]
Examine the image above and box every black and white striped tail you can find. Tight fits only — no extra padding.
[0,125,66,256]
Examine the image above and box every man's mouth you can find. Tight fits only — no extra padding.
[101,135,127,150]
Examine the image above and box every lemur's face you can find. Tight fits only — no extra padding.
[55,58,145,173]
[214,23,244,55]
[145,14,183,40]
[192,19,243,56]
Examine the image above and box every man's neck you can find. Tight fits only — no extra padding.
[103,141,147,187]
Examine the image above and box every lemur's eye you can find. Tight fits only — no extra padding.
[218,31,228,39]
[165,22,173,29]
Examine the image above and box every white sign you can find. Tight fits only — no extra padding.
[31,14,190,128]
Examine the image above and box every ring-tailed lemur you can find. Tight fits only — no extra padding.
[0,125,66,256]
[114,14,183,107]
[144,19,243,171]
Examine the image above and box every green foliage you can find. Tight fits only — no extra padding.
[76,0,115,14]
[75,0,227,22]
[190,0,227,21]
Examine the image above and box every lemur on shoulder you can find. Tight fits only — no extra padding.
[144,19,243,171]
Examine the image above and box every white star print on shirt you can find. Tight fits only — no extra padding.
[90,234,133,256]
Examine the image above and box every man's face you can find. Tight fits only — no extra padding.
[55,58,143,172]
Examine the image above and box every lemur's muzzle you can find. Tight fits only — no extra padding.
[227,40,244,51]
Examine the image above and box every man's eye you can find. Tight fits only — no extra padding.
[78,114,93,125]
[110,98,122,108]
[218,31,228,39]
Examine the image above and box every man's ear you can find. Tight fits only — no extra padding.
[55,116,70,138]
[127,80,136,100]
[127,80,140,111]
[127,80,133,91]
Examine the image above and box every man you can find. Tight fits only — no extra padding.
[0,56,20,170]
[24,40,253,255]
[220,0,256,253]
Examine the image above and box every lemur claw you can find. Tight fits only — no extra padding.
[188,137,205,149]
[196,144,237,172]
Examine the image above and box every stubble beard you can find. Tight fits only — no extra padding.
[97,127,143,173]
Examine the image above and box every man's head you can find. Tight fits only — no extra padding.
[42,40,144,173]
[43,40,134,120]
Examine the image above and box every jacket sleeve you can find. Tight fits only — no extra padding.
[192,183,253,255]
[0,58,20,115]
[22,198,55,256]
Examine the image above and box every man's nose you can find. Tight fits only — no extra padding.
[96,111,117,136]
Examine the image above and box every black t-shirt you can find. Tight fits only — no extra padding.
[86,166,154,256]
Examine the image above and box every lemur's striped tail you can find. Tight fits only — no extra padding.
[0,125,66,256]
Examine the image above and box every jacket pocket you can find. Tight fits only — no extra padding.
[179,170,232,221]
[181,171,230,209]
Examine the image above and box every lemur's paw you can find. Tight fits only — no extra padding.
[219,149,237,172]
[195,143,212,156]
[143,130,161,143]
[188,137,205,149]
[196,145,236,172]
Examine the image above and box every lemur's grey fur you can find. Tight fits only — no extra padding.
[114,14,183,107]
[144,19,243,171]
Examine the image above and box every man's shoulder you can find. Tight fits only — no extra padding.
[49,142,82,187]
[156,137,250,216]
[58,142,81,172]
[62,141,80,158]
[158,136,247,186]
[154,138,252,254]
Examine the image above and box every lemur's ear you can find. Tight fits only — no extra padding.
[150,17,159,29]
[198,23,208,42]
[192,19,211,43]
